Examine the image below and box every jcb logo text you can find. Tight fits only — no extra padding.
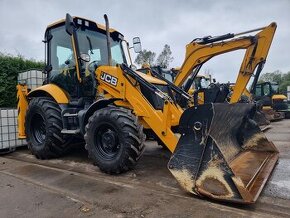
[100,72,118,86]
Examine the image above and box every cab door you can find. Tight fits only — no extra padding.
[46,25,80,98]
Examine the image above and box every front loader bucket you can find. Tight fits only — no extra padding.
[168,103,279,203]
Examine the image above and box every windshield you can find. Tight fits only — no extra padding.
[47,25,127,97]
[76,28,127,66]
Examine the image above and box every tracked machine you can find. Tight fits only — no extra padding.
[17,14,279,203]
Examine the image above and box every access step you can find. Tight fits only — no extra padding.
[61,129,80,134]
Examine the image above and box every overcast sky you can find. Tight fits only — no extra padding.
[0,0,289,82]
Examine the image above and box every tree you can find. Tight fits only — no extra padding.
[134,49,156,66]
[279,71,290,93]
[0,53,44,107]
[258,70,290,94]
[258,70,283,84]
[155,44,174,68]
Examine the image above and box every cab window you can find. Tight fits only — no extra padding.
[255,84,262,97]
[48,26,78,97]
[263,83,271,96]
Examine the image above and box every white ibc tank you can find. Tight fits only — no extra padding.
[0,109,26,152]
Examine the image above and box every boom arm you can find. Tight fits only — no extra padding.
[174,23,277,103]
[230,23,276,103]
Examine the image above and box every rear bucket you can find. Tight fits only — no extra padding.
[168,103,279,204]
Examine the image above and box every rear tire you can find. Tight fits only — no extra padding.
[25,97,71,159]
[85,107,145,174]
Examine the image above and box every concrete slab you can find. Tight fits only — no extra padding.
[0,119,290,217]
[1,156,289,218]
[0,173,113,218]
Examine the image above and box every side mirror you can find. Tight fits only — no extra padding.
[65,13,75,35]
[133,37,142,53]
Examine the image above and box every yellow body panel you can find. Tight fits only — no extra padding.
[28,84,69,104]
[262,106,272,110]
[17,84,28,138]
[272,94,287,100]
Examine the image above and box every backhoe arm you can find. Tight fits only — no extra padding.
[174,23,277,100]
[174,36,254,87]
[230,23,276,103]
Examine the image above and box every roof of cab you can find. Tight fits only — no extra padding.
[46,16,121,35]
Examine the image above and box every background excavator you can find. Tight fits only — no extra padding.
[16,14,278,204]
[171,23,276,106]
[251,81,289,120]
[141,23,277,127]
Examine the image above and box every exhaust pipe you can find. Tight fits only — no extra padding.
[104,14,112,66]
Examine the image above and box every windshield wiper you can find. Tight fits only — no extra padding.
[86,36,94,54]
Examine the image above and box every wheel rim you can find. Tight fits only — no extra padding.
[31,113,46,144]
[95,124,121,160]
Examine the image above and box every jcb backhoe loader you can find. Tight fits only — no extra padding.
[17,14,279,204]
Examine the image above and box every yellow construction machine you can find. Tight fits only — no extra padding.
[17,14,279,204]
[173,23,277,105]
[252,81,288,120]
[143,23,277,127]
[141,23,277,108]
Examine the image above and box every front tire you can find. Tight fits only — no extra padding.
[85,107,145,174]
[25,97,71,159]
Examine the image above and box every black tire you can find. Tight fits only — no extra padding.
[84,107,145,174]
[25,97,71,159]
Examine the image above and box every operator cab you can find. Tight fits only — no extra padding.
[44,14,170,112]
[193,75,211,90]
[254,82,288,110]
[254,82,277,106]
[44,15,127,99]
